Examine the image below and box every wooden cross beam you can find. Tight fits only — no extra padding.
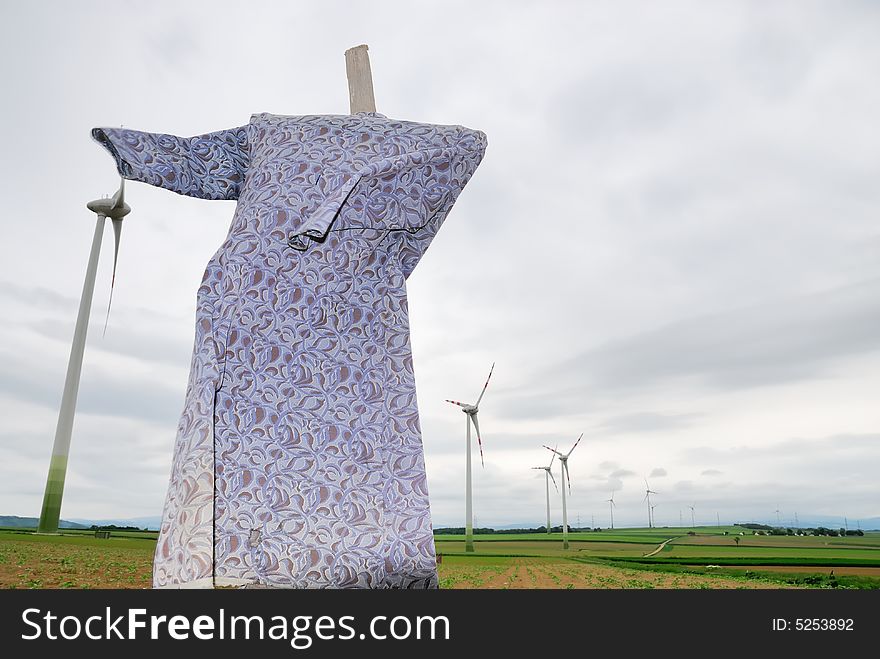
[345,44,377,114]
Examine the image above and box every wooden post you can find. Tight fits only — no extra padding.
[345,44,377,114]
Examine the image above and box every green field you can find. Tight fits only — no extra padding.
[0,528,155,588]
[435,527,880,589]
[1,525,878,589]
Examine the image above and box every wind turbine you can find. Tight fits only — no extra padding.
[605,491,616,530]
[445,362,494,553]
[37,179,131,534]
[774,507,781,527]
[531,449,557,535]
[643,479,657,528]
[651,504,658,527]
[689,504,696,528]
[544,433,583,549]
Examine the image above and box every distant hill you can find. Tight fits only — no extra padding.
[0,515,88,529]
[1,515,161,531]
[68,516,162,531]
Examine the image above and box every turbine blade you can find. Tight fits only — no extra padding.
[548,469,558,492]
[549,448,556,469]
[474,362,495,406]
[102,218,123,337]
[470,413,484,468]
[566,433,584,457]
[444,399,467,408]
[110,177,125,208]
[563,461,571,492]
[542,445,565,457]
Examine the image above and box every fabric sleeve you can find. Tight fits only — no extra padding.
[91,125,250,201]
[287,127,488,280]
[390,137,487,279]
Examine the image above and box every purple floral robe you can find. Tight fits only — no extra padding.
[92,112,486,588]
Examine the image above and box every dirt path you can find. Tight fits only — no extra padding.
[643,536,680,557]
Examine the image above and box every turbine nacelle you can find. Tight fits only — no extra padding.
[543,434,582,493]
[85,178,132,337]
[87,178,131,219]
[444,363,494,468]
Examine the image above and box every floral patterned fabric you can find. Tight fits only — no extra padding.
[92,112,487,588]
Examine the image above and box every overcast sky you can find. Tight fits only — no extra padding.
[0,1,877,529]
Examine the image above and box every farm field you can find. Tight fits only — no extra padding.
[436,556,797,589]
[435,527,880,588]
[1,526,878,589]
[0,529,154,589]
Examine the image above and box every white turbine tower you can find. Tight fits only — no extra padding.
[445,363,494,553]
[606,491,616,530]
[689,504,696,528]
[643,479,658,528]
[532,450,558,534]
[544,433,583,550]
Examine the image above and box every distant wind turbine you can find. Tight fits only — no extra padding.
[445,362,494,553]
[606,491,616,530]
[775,507,781,527]
[531,449,558,535]
[689,504,696,528]
[544,433,583,549]
[643,479,658,528]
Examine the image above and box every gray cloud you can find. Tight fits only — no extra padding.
[0,351,185,425]
[0,281,78,314]
[580,279,880,391]
[495,278,880,422]
[649,468,667,478]
[701,469,724,477]
[598,412,701,434]
[27,317,193,368]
